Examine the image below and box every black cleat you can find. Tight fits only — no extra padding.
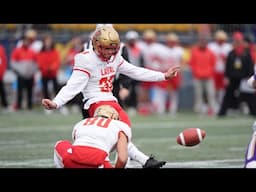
[143,155,166,168]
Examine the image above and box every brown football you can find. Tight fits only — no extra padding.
[177,128,206,147]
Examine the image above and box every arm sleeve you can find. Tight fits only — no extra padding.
[53,53,92,108]
[118,60,165,82]
[52,69,89,108]
[117,121,132,142]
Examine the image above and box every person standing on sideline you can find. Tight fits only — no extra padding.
[37,34,61,114]
[10,35,38,110]
[218,32,255,117]
[208,30,232,111]
[165,32,185,116]
[16,29,43,53]
[189,34,217,115]
[42,26,180,168]
[123,30,144,115]
[0,44,9,112]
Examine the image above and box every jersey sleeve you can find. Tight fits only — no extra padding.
[116,121,132,142]
[52,53,91,108]
[118,59,166,82]
[73,52,93,75]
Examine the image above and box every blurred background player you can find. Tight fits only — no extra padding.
[138,29,171,114]
[54,105,131,168]
[16,29,43,53]
[123,30,144,115]
[165,32,185,116]
[42,25,179,168]
[208,30,232,111]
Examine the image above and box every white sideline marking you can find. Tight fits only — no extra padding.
[0,125,71,133]
[0,158,244,168]
[0,118,252,132]
[132,119,253,129]
[126,159,244,168]
[0,159,54,167]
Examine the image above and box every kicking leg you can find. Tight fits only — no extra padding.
[127,142,166,168]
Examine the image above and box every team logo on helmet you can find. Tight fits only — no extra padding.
[94,105,119,120]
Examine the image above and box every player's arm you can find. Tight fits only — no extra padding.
[118,60,180,82]
[42,54,91,110]
[115,131,128,168]
[42,70,89,109]
[247,74,256,89]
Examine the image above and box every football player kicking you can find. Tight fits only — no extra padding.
[244,74,256,168]
[43,25,180,168]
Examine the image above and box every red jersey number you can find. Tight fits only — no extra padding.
[99,75,114,92]
[83,117,111,128]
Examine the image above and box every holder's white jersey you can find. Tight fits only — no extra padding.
[71,117,132,154]
[53,48,166,109]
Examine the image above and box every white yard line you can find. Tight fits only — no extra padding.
[0,158,243,168]
[131,118,253,129]
[125,158,244,168]
[0,117,252,132]
[0,125,71,133]
[0,159,54,167]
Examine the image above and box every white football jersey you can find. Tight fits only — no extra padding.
[72,117,132,153]
[53,48,166,109]
[208,42,232,72]
[166,46,184,70]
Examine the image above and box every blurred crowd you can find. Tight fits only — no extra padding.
[1,24,256,118]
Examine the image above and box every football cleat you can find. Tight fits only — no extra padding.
[143,155,166,168]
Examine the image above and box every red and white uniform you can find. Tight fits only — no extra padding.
[54,117,132,168]
[208,41,232,89]
[52,48,166,124]
[138,42,170,113]
[166,46,184,90]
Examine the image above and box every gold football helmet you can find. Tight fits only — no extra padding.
[166,32,179,42]
[214,30,228,41]
[92,26,120,61]
[94,105,119,120]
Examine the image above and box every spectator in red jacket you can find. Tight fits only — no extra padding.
[0,44,8,111]
[189,34,217,115]
[37,34,61,103]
